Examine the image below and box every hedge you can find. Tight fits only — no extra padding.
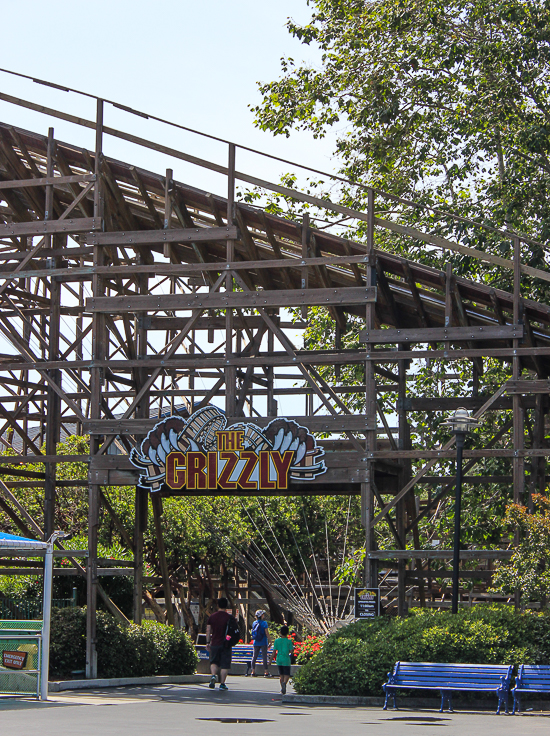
[293,605,550,697]
[49,607,198,679]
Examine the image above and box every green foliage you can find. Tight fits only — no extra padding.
[248,0,548,576]
[254,0,550,278]
[492,495,550,605]
[293,606,549,696]
[49,607,87,678]
[49,607,198,679]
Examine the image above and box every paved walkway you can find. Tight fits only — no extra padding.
[1,676,549,735]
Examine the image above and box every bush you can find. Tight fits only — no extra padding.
[293,605,550,696]
[49,607,198,679]
[49,607,87,678]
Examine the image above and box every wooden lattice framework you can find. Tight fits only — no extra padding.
[0,88,549,676]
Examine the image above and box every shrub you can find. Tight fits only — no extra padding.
[49,607,198,679]
[49,606,87,678]
[292,605,550,696]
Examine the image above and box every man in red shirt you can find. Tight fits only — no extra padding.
[206,597,232,690]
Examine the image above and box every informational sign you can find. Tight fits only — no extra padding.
[354,588,380,619]
[130,405,327,492]
[2,651,28,670]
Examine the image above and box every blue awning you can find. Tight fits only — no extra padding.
[0,533,48,551]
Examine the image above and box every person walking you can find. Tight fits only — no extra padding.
[205,597,235,691]
[250,610,271,677]
[271,625,294,695]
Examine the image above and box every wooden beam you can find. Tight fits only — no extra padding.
[359,325,522,343]
[0,174,95,190]
[0,217,99,238]
[85,225,237,247]
[87,285,376,312]
[368,549,513,560]
[84,414,376,434]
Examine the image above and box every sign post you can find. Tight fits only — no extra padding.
[354,587,380,619]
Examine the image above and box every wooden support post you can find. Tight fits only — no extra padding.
[87,99,103,680]
[44,127,54,246]
[301,212,309,320]
[397,354,409,615]
[163,168,173,261]
[133,487,147,624]
[225,144,236,416]
[335,322,342,381]
[44,129,60,540]
[513,236,524,611]
[86,486,99,679]
[529,394,545,512]
[93,101,103,221]
[513,237,524,506]
[445,263,453,352]
[363,188,377,587]
[151,495,175,626]
[44,258,61,539]
[267,323,276,417]
[132,258,150,620]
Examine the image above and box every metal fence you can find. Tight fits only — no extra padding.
[0,597,74,620]
[0,621,42,697]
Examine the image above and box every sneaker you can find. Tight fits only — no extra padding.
[264,672,272,678]
[209,676,216,689]
[281,682,287,695]
[219,683,229,691]
[251,672,257,677]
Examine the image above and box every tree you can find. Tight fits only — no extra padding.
[492,495,550,606]
[253,0,550,278]
[249,0,550,571]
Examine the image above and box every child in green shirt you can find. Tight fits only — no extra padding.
[270,625,294,695]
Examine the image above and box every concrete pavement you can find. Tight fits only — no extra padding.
[1,676,549,735]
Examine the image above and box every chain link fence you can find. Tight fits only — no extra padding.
[0,622,42,697]
[0,597,74,620]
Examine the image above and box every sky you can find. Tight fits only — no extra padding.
[0,0,338,196]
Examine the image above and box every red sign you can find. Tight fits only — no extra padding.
[2,651,28,669]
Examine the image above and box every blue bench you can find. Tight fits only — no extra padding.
[512,665,550,714]
[196,644,274,675]
[383,661,513,714]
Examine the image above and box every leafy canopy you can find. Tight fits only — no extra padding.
[254,0,550,245]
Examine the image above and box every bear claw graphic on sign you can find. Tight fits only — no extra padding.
[129,405,326,492]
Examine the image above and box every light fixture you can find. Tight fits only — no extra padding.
[442,407,479,436]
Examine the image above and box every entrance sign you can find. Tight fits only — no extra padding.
[130,405,327,492]
[354,588,380,619]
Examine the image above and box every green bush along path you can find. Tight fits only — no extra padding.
[49,607,198,680]
[293,606,550,697]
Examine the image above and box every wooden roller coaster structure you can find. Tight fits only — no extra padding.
[0,78,548,676]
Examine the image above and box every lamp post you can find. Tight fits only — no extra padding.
[442,408,478,614]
